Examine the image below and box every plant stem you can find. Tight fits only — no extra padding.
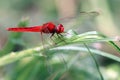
[83,43,104,80]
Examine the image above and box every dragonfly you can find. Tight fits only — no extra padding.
[7,22,64,38]
[7,11,99,48]
[7,11,99,37]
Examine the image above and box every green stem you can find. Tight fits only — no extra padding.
[0,46,44,66]
[83,43,104,80]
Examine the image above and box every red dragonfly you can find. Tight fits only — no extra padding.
[7,22,64,38]
[7,11,98,39]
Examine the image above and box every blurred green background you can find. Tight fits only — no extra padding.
[0,0,120,80]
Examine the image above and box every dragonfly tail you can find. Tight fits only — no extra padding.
[7,26,42,32]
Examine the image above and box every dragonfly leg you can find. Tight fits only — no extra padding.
[57,34,67,44]
[50,33,58,45]
[40,32,47,55]
[50,32,55,38]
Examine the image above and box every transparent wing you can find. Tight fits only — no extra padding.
[55,11,99,31]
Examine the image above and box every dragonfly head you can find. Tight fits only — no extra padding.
[56,24,64,33]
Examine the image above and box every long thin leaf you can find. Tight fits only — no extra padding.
[51,46,120,62]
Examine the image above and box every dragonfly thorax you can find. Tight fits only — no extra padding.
[41,22,56,33]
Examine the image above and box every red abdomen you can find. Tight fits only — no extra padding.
[7,26,42,32]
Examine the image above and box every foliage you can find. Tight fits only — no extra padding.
[0,19,119,80]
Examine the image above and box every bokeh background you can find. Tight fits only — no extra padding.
[0,0,120,80]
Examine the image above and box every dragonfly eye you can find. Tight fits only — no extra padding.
[57,24,64,33]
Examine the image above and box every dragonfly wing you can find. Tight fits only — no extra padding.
[56,11,99,30]
[57,11,99,23]
[7,26,42,32]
